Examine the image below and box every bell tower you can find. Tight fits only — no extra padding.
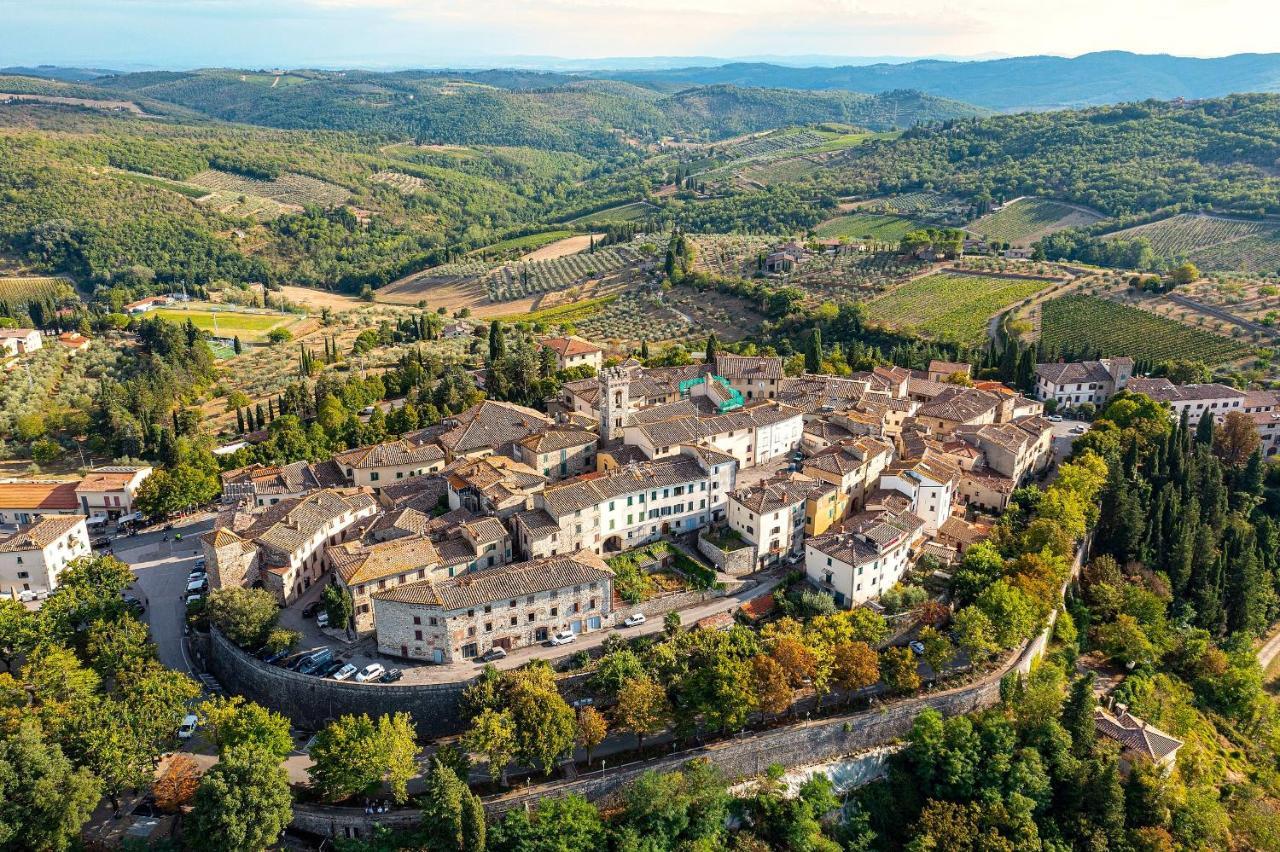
[599,367,630,443]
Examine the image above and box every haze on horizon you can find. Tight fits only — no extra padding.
[2,0,1276,72]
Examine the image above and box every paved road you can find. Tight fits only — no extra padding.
[118,514,214,675]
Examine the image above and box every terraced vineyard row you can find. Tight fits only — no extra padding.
[484,246,642,301]
[860,192,969,219]
[867,272,1052,344]
[814,213,922,242]
[188,169,350,207]
[722,130,827,161]
[1104,214,1280,273]
[370,170,430,194]
[1039,294,1252,364]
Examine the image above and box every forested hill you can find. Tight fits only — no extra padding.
[83,68,983,150]
[597,51,1280,111]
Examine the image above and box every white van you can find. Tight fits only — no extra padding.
[177,714,198,739]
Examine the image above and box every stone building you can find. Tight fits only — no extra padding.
[372,550,614,662]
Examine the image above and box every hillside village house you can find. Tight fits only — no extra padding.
[74,465,153,522]
[57,331,91,352]
[220,461,345,507]
[1034,357,1134,407]
[540,335,604,372]
[201,488,379,605]
[622,399,804,469]
[0,328,42,356]
[880,453,961,535]
[800,436,894,515]
[926,360,973,383]
[372,550,614,662]
[435,399,554,462]
[329,515,511,632]
[514,428,598,482]
[728,479,814,568]
[1094,704,1184,776]
[804,507,925,608]
[714,353,784,401]
[1125,377,1246,421]
[446,455,547,519]
[333,437,446,490]
[0,481,81,526]
[0,515,90,599]
[122,295,171,314]
[512,447,738,559]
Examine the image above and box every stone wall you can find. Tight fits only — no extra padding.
[697,531,757,576]
[627,585,731,620]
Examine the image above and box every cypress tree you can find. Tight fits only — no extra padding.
[233,335,242,355]
[1194,409,1215,446]
[236,408,245,435]
[705,333,718,365]
[805,328,823,374]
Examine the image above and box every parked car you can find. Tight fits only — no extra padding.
[186,578,207,595]
[549,630,576,646]
[187,570,207,584]
[295,648,334,675]
[177,713,199,740]
[301,601,323,618]
[623,612,646,627]
[380,668,403,683]
[332,663,358,681]
[480,647,507,662]
[316,659,347,678]
[90,536,112,550]
[184,593,202,607]
[355,663,386,682]
[908,640,926,656]
[316,611,330,629]
[16,589,46,603]
[262,648,290,665]
[1046,414,1063,423]
[194,557,207,570]
[1071,424,1087,434]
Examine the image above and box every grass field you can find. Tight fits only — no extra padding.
[814,213,922,242]
[151,306,301,341]
[1103,213,1280,274]
[967,198,1104,245]
[867,272,1052,344]
[1039,295,1251,364]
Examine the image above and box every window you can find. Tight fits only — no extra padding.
[550,607,558,617]
[413,616,421,625]
[485,622,492,632]
[483,604,492,614]
[526,595,535,605]
[370,472,380,482]
[414,630,423,641]
[510,616,517,626]
[467,626,476,637]
[429,616,438,626]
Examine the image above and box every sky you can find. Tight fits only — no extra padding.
[1,0,1277,70]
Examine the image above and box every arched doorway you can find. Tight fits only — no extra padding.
[603,535,624,553]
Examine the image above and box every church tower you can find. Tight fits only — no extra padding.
[599,366,630,443]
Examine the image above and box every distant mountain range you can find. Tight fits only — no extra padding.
[592,51,1280,111]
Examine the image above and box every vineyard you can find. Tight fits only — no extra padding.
[188,169,351,208]
[570,201,658,225]
[857,192,970,220]
[814,213,922,242]
[1039,295,1252,364]
[966,198,1104,245]
[1103,214,1280,273]
[867,272,1053,344]
[0,276,78,305]
[482,246,644,301]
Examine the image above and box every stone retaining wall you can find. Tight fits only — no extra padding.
[628,585,731,619]
[697,531,757,576]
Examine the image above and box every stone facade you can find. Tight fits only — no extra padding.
[697,530,757,576]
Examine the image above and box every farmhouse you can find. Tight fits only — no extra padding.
[372,550,614,663]
[1094,704,1183,776]
[0,328,42,356]
[122,295,171,314]
[1034,357,1134,407]
[804,507,925,608]
[1125,377,1246,421]
[540,335,604,372]
[0,515,90,599]
[57,331,92,352]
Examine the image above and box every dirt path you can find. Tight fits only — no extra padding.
[520,233,604,262]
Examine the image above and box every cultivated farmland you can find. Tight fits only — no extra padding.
[814,213,922,242]
[0,276,77,304]
[966,198,1104,245]
[866,271,1053,344]
[1103,213,1280,274]
[1038,294,1251,364]
[188,169,350,207]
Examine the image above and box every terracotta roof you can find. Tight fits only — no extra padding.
[807,507,924,565]
[0,481,80,510]
[537,453,716,519]
[714,353,783,380]
[1035,358,1129,386]
[0,515,85,551]
[0,328,38,339]
[918,388,1001,424]
[541,335,603,358]
[1094,707,1183,762]
[334,438,445,470]
[75,467,148,492]
[730,479,815,515]
[210,489,377,562]
[518,428,598,455]
[438,400,553,456]
[1126,378,1246,404]
[374,550,612,610]
[329,535,441,585]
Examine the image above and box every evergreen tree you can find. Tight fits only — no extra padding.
[705,333,718,365]
[1195,409,1215,447]
[488,320,505,363]
[232,335,242,355]
[804,328,823,374]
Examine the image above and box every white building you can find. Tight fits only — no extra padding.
[623,399,804,469]
[1125,378,1246,422]
[0,515,90,599]
[0,481,81,526]
[727,479,814,568]
[1034,357,1134,408]
[512,446,738,559]
[0,328,42,357]
[74,466,153,522]
[880,453,961,535]
[334,438,446,490]
[541,336,604,372]
[804,508,924,608]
